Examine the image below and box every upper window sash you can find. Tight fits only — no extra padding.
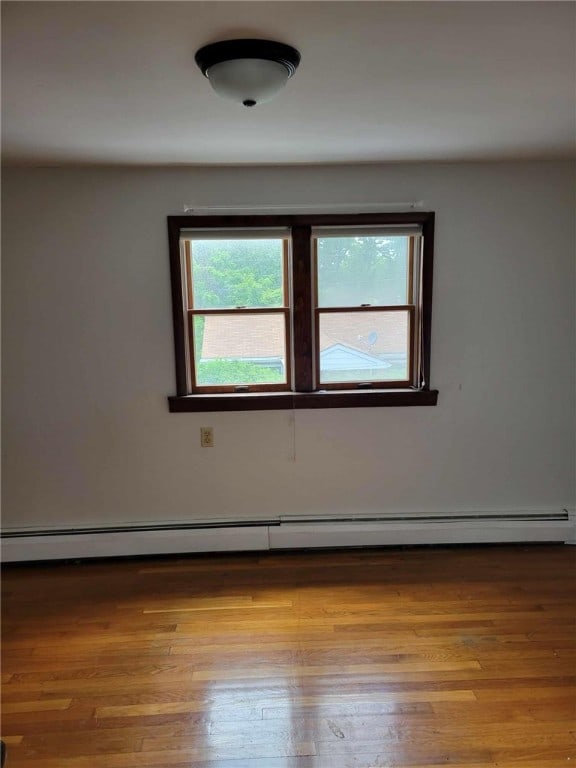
[183,233,290,312]
[313,231,420,311]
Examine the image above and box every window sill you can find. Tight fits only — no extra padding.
[168,389,439,412]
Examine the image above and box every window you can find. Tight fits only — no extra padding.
[185,233,290,392]
[168,213,438,411]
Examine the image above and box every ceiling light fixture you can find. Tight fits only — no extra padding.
[195,39,301,107]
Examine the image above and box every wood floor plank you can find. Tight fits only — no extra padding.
[2,736,24,746]
[1,699,72,714]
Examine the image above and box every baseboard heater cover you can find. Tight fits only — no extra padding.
[269,519,572,549]
[2,511,573,562]
[1,526,271,562]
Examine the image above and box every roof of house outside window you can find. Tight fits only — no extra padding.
[200,313,408,360]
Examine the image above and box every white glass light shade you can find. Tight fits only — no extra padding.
[206,59,290,106]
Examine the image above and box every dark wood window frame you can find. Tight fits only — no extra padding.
[167,212,438,412]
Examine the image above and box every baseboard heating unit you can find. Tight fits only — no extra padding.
[2,510,574,562]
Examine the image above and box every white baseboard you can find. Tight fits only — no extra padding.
[1,511,574,562]
[1,526,270,562]
[269,519,573,549]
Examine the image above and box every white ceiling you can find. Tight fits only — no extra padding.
[2,1,575,166]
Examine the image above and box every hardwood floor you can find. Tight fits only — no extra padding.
[1,544,575,767]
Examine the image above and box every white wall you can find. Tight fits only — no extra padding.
[2,161,575,531]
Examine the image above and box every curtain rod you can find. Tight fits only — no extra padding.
[182,202,424,215]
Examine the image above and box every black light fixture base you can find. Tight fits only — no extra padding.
[195,39,301,78]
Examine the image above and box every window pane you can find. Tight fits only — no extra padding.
[193,314,287,386]
[190,239,284,309]
[318,311,410,384]
[317,235,409,307]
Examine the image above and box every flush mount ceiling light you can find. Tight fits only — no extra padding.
[195,39,301,107]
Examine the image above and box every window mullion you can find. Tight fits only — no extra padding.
[291,225,314,392]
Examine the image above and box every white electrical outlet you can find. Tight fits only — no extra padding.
[200,427,214,448]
